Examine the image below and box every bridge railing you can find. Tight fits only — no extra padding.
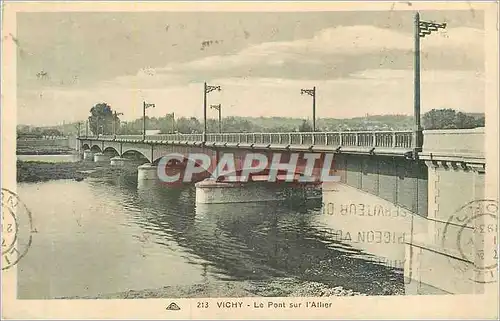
[119,135,143,140]
[202,131,413,148]
[79,131,414,149]
[145,134,204,142]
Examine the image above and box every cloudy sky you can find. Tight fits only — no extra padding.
[16,10,484,126]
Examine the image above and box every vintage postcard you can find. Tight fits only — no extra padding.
[1,1,499,319]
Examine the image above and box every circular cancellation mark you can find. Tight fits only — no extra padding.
[2,188,34,270]
[442,199,498,284]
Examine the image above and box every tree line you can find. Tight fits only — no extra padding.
[422,108,484,130]
[17,126,63,138]
[17,104,485,137]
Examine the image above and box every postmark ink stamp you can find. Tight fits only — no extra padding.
[442,199,498,284]
[1,188,34,270]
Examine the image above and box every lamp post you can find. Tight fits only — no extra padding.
[300,86,316,132]
[96,116,100,139]
[76,122,81,138]
[85,119,89,138]
[414,12,446,154]
[143,101,155,140]
[210,104,222,133]
[203,82,221,141]
[113,111,124,140]
[74,122,81,152]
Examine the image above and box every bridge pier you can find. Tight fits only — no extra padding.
[93,152,110,163]
[196,180,275,204]
[195,179,320,204]
[83,150,94,161]
[110,156,129,166]
[138,163,158,181]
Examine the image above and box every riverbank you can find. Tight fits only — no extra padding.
[59,277,380,299]
[16,142,75,155]
[17,160,137,183]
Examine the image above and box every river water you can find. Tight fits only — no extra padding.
[17,156,410,299]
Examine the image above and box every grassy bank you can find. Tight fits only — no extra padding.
[16,160,137,183]
[17,141,75,155]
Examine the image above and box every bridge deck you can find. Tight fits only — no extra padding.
[80,128,486,161]
[80,131,415,156]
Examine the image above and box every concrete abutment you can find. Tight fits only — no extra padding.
[404,160,493,295]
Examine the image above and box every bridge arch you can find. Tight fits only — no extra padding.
[154,153,214,183]
[153,152,315,183]
[120,144,154,162]
[205,151,324,183]
[154,153,213,170]
[82,143,90,150]
[121,149,150,162]
[90,144,102,153]
[102,146,120,157]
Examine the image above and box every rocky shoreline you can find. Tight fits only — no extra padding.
[58,277,378,300]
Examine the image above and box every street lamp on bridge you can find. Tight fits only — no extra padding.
[414,12,446,154]
[143,101,155,140]
[203,82,221,141]
[96,116,100,139]
[86,118,90,138]
[75,122,81,138]
[210,104,222,133]
[113,111,124,139]
[97,124,104,137]
[301,86,316,132]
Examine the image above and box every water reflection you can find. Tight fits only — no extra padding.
[107,176,404,294]
[194,200,403,294]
